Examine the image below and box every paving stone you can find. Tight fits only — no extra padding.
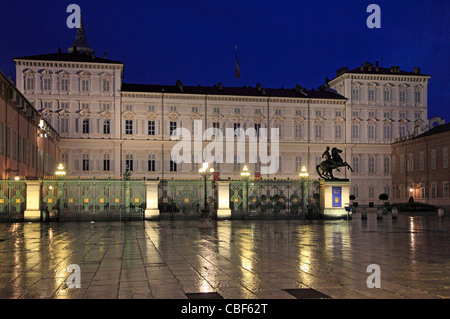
[0,216,449,299]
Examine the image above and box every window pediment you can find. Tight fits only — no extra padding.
[146,111,158,120]
[190,112,202,120]
[272,115,285,123]
[294,115,306,123]
[77,109,91,118]
[352,117,363,124]
[122,110,135,119]
[367,117,378,124]
[99,110,113,119]
[333,116,345,124]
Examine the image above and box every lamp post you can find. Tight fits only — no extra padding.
[55,163,66,219]
[299,166,309,217]
[240,165,250,217]
[199,162,214,227]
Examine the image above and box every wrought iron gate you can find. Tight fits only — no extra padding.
[0,180,26,221]
[229,179,319,219]
[158,179,216,220]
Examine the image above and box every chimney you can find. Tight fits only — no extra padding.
[414,67,420,74]
[104,52,107,59]
[256,83,261,91]
[58,47,61,54]
[218,82,222,90]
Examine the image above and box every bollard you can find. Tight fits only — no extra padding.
[438,207,444,218]
[377,207,383,220]
[392,207,398,219]
[361,208,367,220]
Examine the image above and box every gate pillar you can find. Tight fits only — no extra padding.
[216,180,231,220]
[145,180,160,220]
[24,180,42,222]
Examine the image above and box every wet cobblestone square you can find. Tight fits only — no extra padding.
[0,211,449,299]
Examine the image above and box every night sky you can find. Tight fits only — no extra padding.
[1,0,449,120]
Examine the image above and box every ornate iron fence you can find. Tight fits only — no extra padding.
[229,179,319,219]
[0,180,26,221]
[158,179,216,220]
[41,177,145,221]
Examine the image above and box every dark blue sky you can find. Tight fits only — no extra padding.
[1,0,449,120]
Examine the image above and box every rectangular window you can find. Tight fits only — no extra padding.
[431,182,437,198]
[170,106,177,112]
[352,186,359,198]
[399,112,406,119]
[125,154,134,171]
[400,155,405,172]
[352,157,359,173]
[351,89,359,100]
[43,101,52,109]
[148,120,155,135]
[352,125,359,139]
[81,103,89,109]
[420,152,424,171]
[368,111,376,118]
[369,186,375,198]
[60,78,69,91]
[60,118,69,134]
[147,105,155,111]
[314,124,322,139]
[399,126,406,137]
[169,160,177,172]
[315,110,322,117]
[81,79,89,92]
[383,112,391,119]
[126,104,133,111]
[103,120,110,134]
[383,126,391,139]
[103,154,110,171]
[82,153,89,171]
[384,90,390,102]
[43,78,51,91]
[212,122,220,130]
[254,123,261,136]
[399,90,406,103]
[368,89,375,101]
[61,153,68,171]
[368,157,375,174]
[275,123,282,138]
[335,125,342,139]
[414,91,421,103]
[407,153,414,172]
[234,123,240,136]
[102,103,111,110]
[431,150,436,169]
[213,107,220,114]
[148,154,156,172]
[443,182,449,198]
[295,110,302,116]
[169,121,177,136]
[443,148,448,169]
[191,106,199,113]
[234,108,241,114]
[125,120,133,135]
[368,125,375,139]
[60,102,69,109]
[102,79,110,92]
[26,77,34,90]
[295,123,302,138]
[335,111,342,117]
[82,119,89,134]
[275,109,282,115]
[295,156,303,172]
[383,157,390,174]
[255,108,262,114]
[352,111,359,117]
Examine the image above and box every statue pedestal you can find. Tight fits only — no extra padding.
[320,179,350,219]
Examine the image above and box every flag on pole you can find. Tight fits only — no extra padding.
[235,45,240,79]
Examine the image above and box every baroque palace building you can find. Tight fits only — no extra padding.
[12,22,431,205]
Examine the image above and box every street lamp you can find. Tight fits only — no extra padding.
[241,165,250,217]
[55,163,67,177]
[299,166,309,216]
[199,162,214,225]
[55,163,66,220]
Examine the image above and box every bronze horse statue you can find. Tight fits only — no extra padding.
[316,147,353,180]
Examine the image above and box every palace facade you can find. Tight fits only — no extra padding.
[12,22,431,205]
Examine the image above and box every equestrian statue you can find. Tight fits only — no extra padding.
[316,146,353,180]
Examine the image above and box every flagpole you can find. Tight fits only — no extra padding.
[235,45,238,89]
